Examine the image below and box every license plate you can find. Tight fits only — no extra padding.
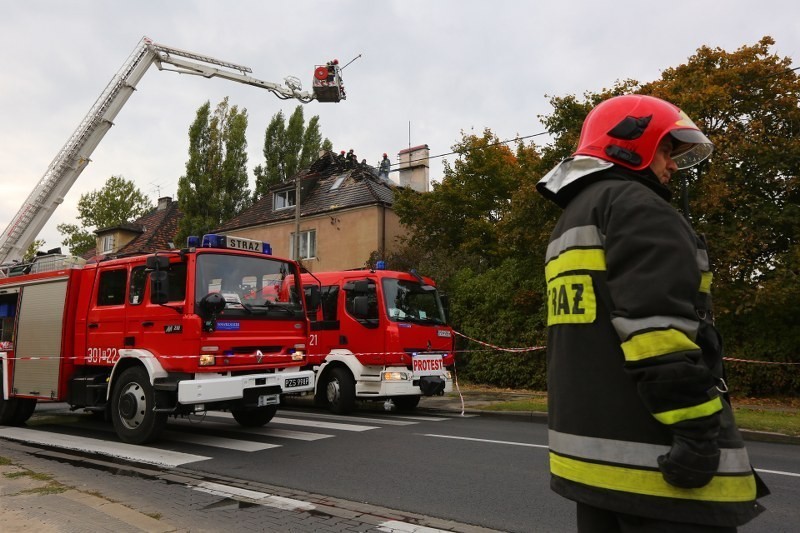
[285,377,310,388]
[412,354,444,376]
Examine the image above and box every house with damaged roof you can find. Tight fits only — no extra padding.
[83,196,183,259]
[216,145,430,272]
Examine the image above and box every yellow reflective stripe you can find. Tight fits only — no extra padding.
[545,249,606,282]
[621,329,700,362]
[550,452,756,502]
[653,396,723,425]
[700,272,713,293]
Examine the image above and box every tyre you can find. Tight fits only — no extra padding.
[9,398,37,425]
[0,367,18,425]
[324,367,355,415]
[392,395,421,411]
[111,366,167,444]
[231,404,278,427]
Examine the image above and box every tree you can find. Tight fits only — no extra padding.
[57,175,152,255]
[393,129,536,269]
[176,98,251,244]
[540,37,800,388]
[22,239,46,262]
[253,105,331,199]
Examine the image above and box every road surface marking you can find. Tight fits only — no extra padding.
[0,427,210,467]
[423,433,549,448]
[160,430,280,451]
[193,481,315,511]
[755,468,800,478]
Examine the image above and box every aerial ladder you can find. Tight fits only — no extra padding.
[0,36,345,272]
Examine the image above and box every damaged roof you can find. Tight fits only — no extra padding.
[216,151,396,233]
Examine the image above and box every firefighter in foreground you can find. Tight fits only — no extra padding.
[536,94,769,531]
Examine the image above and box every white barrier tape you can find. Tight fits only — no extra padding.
[3,349,797,366]
[453,330,546,353]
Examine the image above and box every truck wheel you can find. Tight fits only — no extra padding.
[325,367,355,415]
[9,398,37,425]
[0,370,19,425]
[111,366,167,444]
[392,395,421,411]
[231,405,278,427]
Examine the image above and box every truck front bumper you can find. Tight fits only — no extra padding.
[177,370,314,405]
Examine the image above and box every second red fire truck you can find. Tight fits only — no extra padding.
[300,266,455,414]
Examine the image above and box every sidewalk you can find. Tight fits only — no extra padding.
[1,387,797,532]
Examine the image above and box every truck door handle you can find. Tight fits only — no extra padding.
[88,323,99,329]
[142,321,154,327]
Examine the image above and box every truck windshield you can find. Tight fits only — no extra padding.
[382,278,446,325]
[195,254,304,318]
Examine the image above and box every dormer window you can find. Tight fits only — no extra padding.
[274,189,296,210]
[101,235,115,253]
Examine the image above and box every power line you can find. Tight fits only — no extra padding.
[389,130,550,171]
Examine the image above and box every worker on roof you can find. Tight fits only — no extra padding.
[379,153,391,179]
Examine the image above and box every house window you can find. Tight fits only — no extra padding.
[273,189,296,210]
[101,235,115,253]
[330,175,346,190]
[290,230,316,260]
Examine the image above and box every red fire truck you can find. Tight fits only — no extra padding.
[300,266,455,414]
[0,234,314,444]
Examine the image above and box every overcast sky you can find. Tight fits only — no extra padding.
[1,1,798,253]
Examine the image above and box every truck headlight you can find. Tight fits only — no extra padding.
[382,371,409,381]
[199,354,216,366]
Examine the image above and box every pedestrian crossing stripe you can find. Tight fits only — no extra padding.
[0,427,209,467]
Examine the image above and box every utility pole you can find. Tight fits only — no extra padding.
[294,174,301,263]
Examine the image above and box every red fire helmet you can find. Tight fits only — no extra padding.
[573,94,713,171]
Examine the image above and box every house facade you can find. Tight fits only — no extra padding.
[89,196,182,258]
[216,150,423,272]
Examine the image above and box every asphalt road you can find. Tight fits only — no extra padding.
[1,402,798,532]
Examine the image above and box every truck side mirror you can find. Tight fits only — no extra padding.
[304,285,321,311]
[150,271,170,304]
[352,295,370,319]
[146,256,170,271]
[440,293,450,322]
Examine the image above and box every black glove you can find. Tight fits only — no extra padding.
[657,436,720,489]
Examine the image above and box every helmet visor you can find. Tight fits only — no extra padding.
[669,128,714,169]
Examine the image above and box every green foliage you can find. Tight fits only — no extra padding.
[253,105,331,199]
[392,36,799,396]
[21,239,46,262]
[176,98,252,244]
[57,175,152,255]
[448,258,549,389]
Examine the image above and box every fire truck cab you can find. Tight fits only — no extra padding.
[301,266,454,414]
[0,235,314,444]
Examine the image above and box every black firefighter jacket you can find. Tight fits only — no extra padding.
[537,158,768,527]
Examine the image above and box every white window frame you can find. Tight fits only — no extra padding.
[290,229,316,260]
[101,235,115,253]
[273,189,296,210]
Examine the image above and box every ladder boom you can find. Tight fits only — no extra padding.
[0,36,339,269]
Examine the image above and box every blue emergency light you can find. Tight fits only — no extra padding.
[376,260,386,270]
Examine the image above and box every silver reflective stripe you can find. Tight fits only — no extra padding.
[546,225,605,262]
[548,429,752,474]
[538,156,613,198]
[696,249,709,271]
[611,315,700,342]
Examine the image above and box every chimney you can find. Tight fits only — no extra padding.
[395,144,430,192]
[157,197,172,211]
